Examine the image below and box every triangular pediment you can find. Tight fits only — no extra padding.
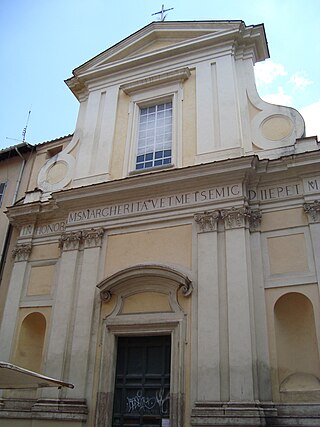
[73,21,244,75]
[66,21,268,100]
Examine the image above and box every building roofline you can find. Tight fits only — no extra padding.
[0,143,34,162]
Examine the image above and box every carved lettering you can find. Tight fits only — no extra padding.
[34,222,66,236]
[248,182,301,201]
[68,184,242,224]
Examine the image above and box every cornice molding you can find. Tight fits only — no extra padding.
[66,21,267,98]
[120,68,190,95]
[52,156,257,207]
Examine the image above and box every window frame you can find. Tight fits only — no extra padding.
[0,182,6,208]
[135,100,173,171]
[123,82,183,175]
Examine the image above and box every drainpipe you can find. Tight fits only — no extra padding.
[0,145,30,285]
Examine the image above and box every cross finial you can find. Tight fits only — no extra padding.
[152,4,174,21]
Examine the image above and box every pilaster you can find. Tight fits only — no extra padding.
[194,210,220,400]
[221,206,254,401]
[43,231,82,398]
[0,243,32,363]
[304,200,320,289]
[248,209,273,401]
[67,228,104,399]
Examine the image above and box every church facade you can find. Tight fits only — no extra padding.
[0,21,319,427]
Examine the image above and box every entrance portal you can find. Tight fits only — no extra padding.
[112,335,171,426]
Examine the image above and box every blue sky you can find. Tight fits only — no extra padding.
[1,0,319,149]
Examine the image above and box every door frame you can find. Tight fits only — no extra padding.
[95,264,191,427]
[96,316,186,427]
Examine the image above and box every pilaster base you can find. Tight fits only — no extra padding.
[0,398,88,422]
[191,401,320,426]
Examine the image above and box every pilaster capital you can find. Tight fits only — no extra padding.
[82,227,105,248]
[12,243,32,262]
[59,231,83,251]
[194,211,220,233]
[221,206,250,229]
[303,200,320,223]
[248,208,262,232]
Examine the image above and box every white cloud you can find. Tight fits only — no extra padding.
[260,86,293,107]
[254,59,287,86]
[289,72,314,91]
[300,100,320,137]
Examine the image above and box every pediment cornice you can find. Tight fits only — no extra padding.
[66,21,268,99]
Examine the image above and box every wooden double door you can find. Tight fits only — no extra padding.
[112,335,171,427]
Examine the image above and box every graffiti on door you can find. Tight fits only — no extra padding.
[127,388,170,414]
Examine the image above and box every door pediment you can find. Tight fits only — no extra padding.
[97,263,193,303]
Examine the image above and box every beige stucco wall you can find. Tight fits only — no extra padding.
[29,243,60,261]
[105,224,192,276]
[267,233,309,275]
[27,264,55,296]
[261,208,308,231]
[27,138,71,192]
[121,291,172,313]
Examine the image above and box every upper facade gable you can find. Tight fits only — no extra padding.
[29,19,316,202]
[66,21,268,99]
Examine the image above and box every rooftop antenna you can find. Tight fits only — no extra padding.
[22,109,31,143]
[152,4,174,21]
[6,109,32,146]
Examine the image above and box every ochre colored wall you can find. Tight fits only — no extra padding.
[29,243,60,261]
[27,265,55,296]
[105,224,192,276]
[121,291,172,314]
[267,233,308,275]
[261,208,308,231]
